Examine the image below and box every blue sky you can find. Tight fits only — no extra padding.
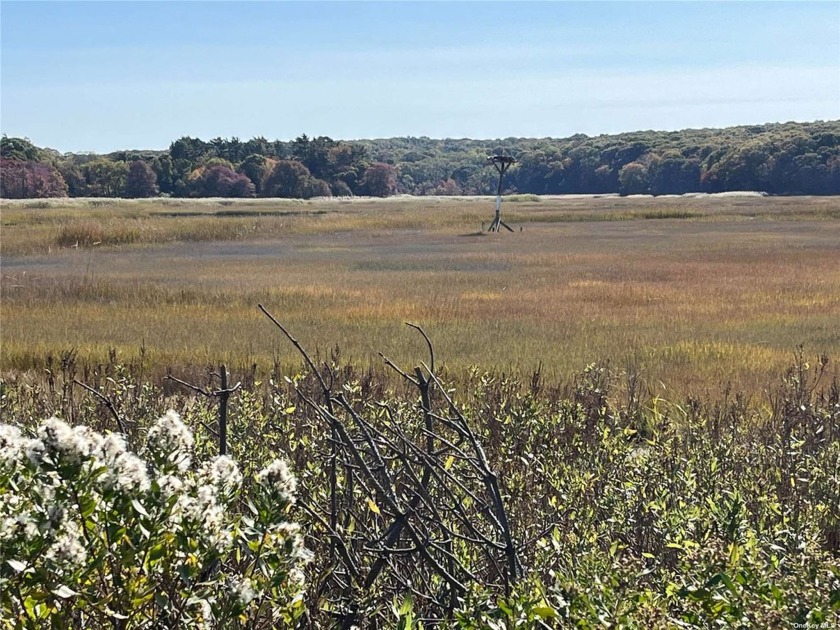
[1,1,838,153]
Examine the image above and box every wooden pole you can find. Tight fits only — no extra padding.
[219,364,228,456]
[487,156,514,232]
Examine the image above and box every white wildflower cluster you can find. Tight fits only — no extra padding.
[168,478,234,552]
[190,598,215,630]
[31,417,103,468]
[279,522,314,564]
[1,423,69,549]
[146,410,194,472]
[156,473,185,500]
[227,575,257,606]
[256,458,298,505]
[98,432,150,494]
[198,454,243,498]
[151,430,239,553]
[43,520,87,573]
[5,415,151,497]
[1,412,310,626]
[0,424,25,468]
[0,492,38,545]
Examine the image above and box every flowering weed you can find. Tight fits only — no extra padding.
[0,412,308,628]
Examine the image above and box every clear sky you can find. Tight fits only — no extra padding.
[1,1,838,153]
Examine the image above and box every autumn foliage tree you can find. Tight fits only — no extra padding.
[303,178,332,198]
[259,160,332,199]
[191,165,255,197]
[0,159,68,199]
[360,163,398,197]
[124,160,159,198]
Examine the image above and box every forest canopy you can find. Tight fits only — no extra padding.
[2,120,838,199]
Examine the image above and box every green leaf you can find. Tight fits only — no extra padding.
[398,594,414,615]
[680,587,711,601]
[533,606,557,619]
[80,495,97,518]
[131,592,155,607]
[719,573,738,594]
[148,543,167,562]
[24,596,38,619]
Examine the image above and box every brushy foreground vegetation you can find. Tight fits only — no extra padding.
[1,337,838,627]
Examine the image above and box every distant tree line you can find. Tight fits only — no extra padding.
[2,120,838,199]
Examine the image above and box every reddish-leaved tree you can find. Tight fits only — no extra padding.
[0,159,68,198]
[192,165,255,197]
[360,163,397,197]
[124,160,159,198]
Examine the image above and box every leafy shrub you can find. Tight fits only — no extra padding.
[1,349,838,627]
[0,411,308,628]
[505,194,541,202]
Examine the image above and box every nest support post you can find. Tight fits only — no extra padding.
[487,155,516,232]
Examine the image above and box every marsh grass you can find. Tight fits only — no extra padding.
[55,221,143,247]
[2,195,839,397]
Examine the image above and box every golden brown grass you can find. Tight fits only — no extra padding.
[2,194,839,397]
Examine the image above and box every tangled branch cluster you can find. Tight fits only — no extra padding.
[261,306,520,626]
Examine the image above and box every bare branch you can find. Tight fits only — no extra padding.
[73,379,126,434]
[163,374,212,397]
[259,304,330,403]
[405,322,435,375]
[379,353,418,386]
